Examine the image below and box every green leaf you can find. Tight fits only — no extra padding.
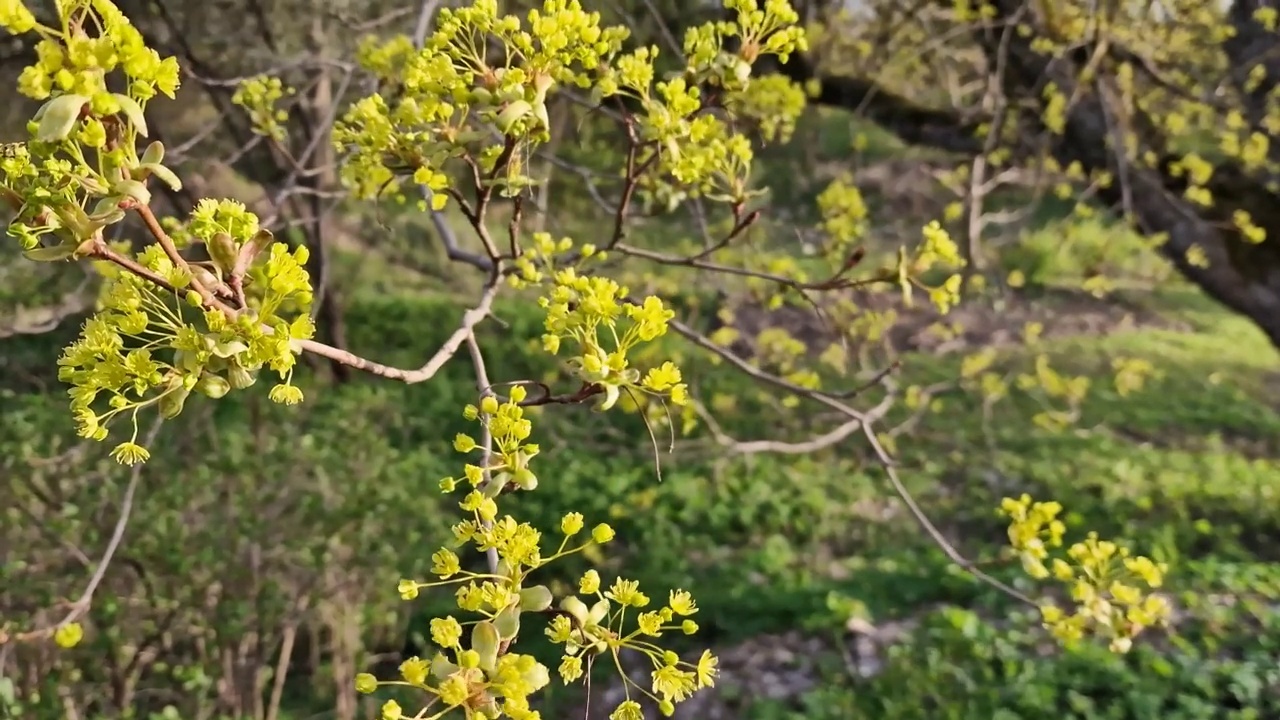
[211,340,249,358]
[194,374,231,399]
[22,243,76,261]
[113,179,151,205]
[140,140,165,165]
[137,162,181,191]
[208,231,238,274]
[112,93,148,136]
[471,621,500,673]
[159,385,191,419]
[494,605,521,641]
[519,585,554,612]
[495,100,532,134]
[36,94,88,142]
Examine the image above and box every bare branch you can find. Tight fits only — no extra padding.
[463,332,501,575]
[406,0,494,273]
[297,282,500,383]
[413,0,446,47]
[668,317,1037,607]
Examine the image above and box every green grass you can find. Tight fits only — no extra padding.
[7,118,1280,716]
[341,281,1280,717]
[6,271,1280,719]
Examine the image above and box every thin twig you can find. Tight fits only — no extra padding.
[0,419,165,646]
[859,423,1037,606]
[668,317,1037,607]
[297,282,500,383]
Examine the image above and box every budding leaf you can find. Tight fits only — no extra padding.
[559,596,589,625]
[52,203,92,239]
[233,228,274,277]
[113,179,151,206]
[532,100,550,131]
[588,599,610,625]
[194,374,231,399]
[228,365,257,389]
[495,100,532,134]
[23,243,76,262]
[36,94,88,142]
[173,349,203,374]
[519,585,553,612]
[137,162,181,191]
[207,232,238,275]
[87,208,127,228]
[471,621,500,673]
[211,340,249,358]
[159,385,191,418]
[595,383,620,411]
[430,654,458,681]
[494,606,521,641]
[90,195,122,212]
[192,266,222,292]
[112,93,148,136]
[140,140,165,165]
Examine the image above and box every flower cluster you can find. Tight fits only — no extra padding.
[724,74,809,142]
[2,0,1173,705]
[338,0,806,214]
[334,0,629,201]
[816,176,870,253]
[681,0,808,83]
[361,388,716,719]
[616,0,806,206]
[57,220,315,463]
[539,272,689,410]
[509,231,603,287]
[1001,494,1171,653]
[1,1,316,461]
[1,0,181,248]
[900,221,965,313]
[1015,354,1091,431]
[232,75,295,141]
[1000,494,1068,579]
[549,579,717,717]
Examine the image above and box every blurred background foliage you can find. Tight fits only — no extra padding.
[3,0,1280,719]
